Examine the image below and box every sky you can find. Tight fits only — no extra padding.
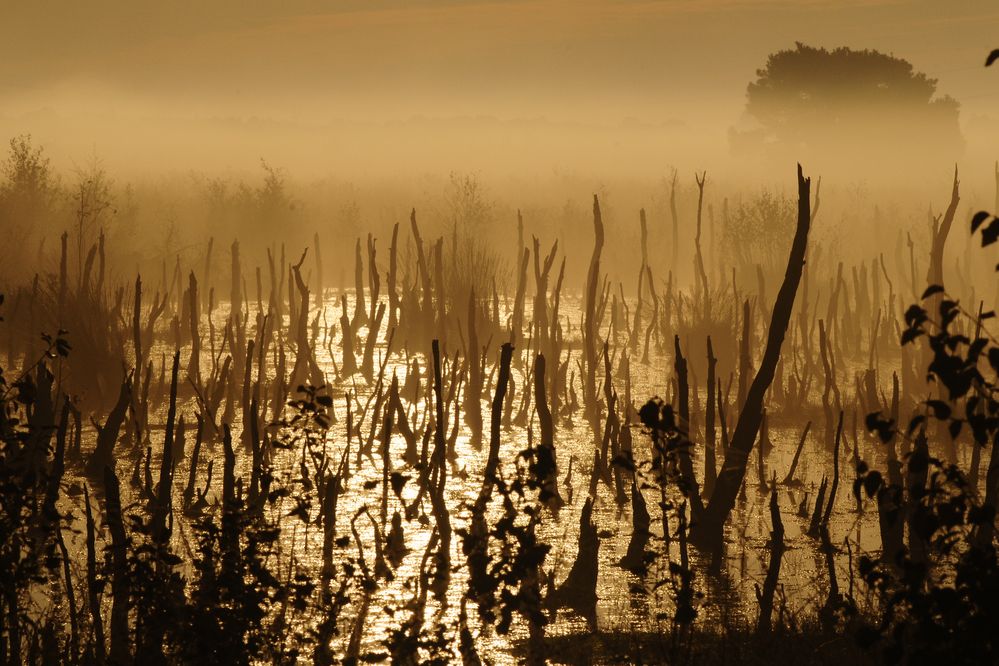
[1,0,996,178]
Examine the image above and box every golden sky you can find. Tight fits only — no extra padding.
[5,1,996,114]
[1,1,996,177]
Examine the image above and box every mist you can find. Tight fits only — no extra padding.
[2,2,999,665]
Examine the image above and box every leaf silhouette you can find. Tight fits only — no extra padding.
[972,211,992,233]
[921,284,944,299]
[987,49,999,67]
[982,218,999,247]
[926,399,951,420]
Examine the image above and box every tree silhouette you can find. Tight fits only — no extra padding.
[0,135,61,279]
[733,43,963,163]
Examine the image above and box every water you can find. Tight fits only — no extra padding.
[55,289,901,663]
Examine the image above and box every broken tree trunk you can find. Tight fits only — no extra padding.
[534,353,563,511]
[582,195,605,434]
[704,336,717,498]
[547,497,599,626]
[103,466,130,665]
[755,479,785,635]
[674,336,703,520]
[692,165,812,554]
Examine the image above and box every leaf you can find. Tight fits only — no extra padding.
[972,210,992,233]
[982,218,999,247]
[638,399,661,429]
[863,470,884,498]
[940,299,959,322]
[987,49,999,67]
[969,337,989,362]
[852,478,864,504]
[926,400,951,420]
[56,339,72,357]
[921,284,944,299]
[904,304,927,327]
[865,412,895,443]
[988,348,999,375]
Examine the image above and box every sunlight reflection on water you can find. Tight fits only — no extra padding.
[62,290,900,662]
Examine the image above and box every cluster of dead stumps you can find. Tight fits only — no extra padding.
[2,164,998,665]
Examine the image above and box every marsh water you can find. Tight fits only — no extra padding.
[42,288,907,664]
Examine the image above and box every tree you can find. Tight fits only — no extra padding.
[0,135,61,278]
[0,135,59,217]
[732,43,963,167]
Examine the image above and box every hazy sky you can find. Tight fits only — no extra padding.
[1,1,996,177]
